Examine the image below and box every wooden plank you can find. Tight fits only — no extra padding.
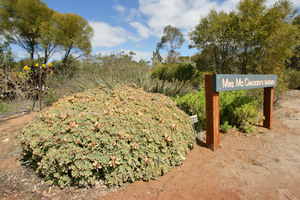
[263,87,274,129]
[205,75,220,151]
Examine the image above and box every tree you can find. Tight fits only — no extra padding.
[0,39,14,67]
[151,48,163,63]
[0,0,53,61]
[53,12,94,64]
[157,25,184,63]
[189,10,237,73]
[286,15,300,70]
[39,13,60,64]
[189,0,298,75]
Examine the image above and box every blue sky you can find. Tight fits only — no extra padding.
[12,0,300,62]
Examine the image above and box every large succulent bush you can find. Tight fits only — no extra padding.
[20,85,195,188]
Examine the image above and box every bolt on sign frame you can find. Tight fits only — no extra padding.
[205,74,277,151]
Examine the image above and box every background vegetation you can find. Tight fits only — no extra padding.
[0,0,298,127]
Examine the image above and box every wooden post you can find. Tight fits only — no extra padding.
[263,87,274,129]
[205,75,220,151]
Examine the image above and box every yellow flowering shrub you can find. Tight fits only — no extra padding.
[23,65,30,71]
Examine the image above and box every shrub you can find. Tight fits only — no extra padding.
[20,85,195,188]
[220,121,231,133]
[0,101,11,115]
[44,54,194,106]
[137,75,193,98]
[221,92,262,133]
[174,89,261,133]
[285,69,300,89]
[173,88,206,131]
[151,63,200,87]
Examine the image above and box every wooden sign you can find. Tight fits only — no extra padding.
[214,74,277,92]
[205,74,277,151]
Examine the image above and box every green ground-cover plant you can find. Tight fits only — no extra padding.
[20,85,195,188]
[174,89,262,133]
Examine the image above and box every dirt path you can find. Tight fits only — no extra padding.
[0,90,299,200]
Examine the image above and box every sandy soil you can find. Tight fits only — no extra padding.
[0,90,299,200]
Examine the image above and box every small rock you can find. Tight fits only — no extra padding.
[32,185,37,192]
[2,138,9,143]
[99,191,107,196]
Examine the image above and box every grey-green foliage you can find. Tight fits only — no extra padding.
[157,25,185,63]
[20,85,195,188]
[0,39,14,67]
[151,48,163,63]
[45,53,193,105]
[0,0,93,62]
[0,0,53,60]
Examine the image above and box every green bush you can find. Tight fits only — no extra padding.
[173,88,206,131]
[221,92,261,133]
[220,121,231,133]
[151,63,200,87]
[0,101,11,115]
[174,89,261,133]
[20,85,195,188]
[285,69,300,89]
[137,75,193,98]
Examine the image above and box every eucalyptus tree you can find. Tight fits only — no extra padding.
[0,0,53,61]
[0,39,14,67]
[39,13,60,64]
[189,10,237,73]
[53,12,94,64]
[189,0,298,75]
[157,25,184,63]
[151,48,163,63]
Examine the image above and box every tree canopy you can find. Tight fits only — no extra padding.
[0,0,93,63]
[53,12,93,64]
[151,48,163,63]
[0,39,14,67]
[157,25,184,63]
[0,0,52,60]
[189,0,298,75]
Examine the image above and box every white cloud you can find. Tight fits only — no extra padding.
[93,49,153,61]
[137,0,221,37]
[113,4,126,14]
[125,8,141,22]
[114,5,141,22]
[134,0,300,42]
[129,21,153,40]
[89,21,129,48]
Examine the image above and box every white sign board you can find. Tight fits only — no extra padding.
[190,115,198,124]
